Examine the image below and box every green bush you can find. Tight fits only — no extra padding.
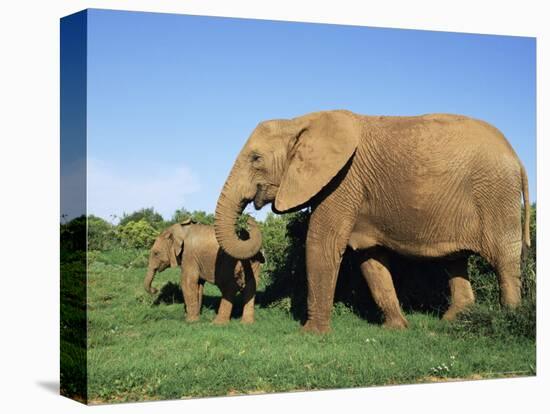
[170,208,215,225]
[88,215,117,251]
[117,219,159,249]
[60,215,87,251]
[468,255,499,305]
[449,302,535,340]
[261,211,310,319]
[119,207,166,230]
[259,212,294,284]
[525,203,536,262]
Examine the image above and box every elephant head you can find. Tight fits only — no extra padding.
[143,221,189,294]
[215,110,360,259]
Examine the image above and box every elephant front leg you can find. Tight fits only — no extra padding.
[302,223,349,334]
[181,263,200,322]
[213,287,236,325]
[358,249,408,329]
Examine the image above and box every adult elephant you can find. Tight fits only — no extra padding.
[214,110,530,333]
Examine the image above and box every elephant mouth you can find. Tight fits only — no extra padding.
[253,196,267,210]
[253,185,274,210]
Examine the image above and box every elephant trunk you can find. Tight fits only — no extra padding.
[215,172,262,260]
[144,266,158,295]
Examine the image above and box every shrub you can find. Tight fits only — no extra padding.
[171,208,215,225]
[170,207,191,224]
[259,212,294,284]
[525,203,537,262]
[117,219,159,249]
[448,302,535,340]
[266,297,292,313]
[119,208,166,230]
[60,215,87,252]
[260,211,310,319]
[88,215,117,251]
[467,255,499,305]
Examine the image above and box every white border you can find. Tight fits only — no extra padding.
[0,1,547,413]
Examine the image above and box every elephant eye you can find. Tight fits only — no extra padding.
[250,153,261,162]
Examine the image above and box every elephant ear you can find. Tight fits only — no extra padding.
[163,231,183,268]
[274,111,360,212]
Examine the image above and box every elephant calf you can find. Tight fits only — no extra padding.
[144,219,265,324]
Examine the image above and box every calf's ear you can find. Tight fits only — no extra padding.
[169,236,183,268]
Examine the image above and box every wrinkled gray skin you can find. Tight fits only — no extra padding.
[144,220,265,324]
[214,110,530,333]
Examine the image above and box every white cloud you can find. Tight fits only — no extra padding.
[87,158,199,222]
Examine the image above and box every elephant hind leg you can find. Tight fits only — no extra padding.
[358,250,408,329]
[493,245,522,308]
[197,280,204,313]
[442,258,475,321]
[181,262,201,323]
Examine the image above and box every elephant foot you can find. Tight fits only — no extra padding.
[382,315,408,330]
[301,320,331,334]
[185,315,200,323]
[442,305,471,321]
[500,298,521,309]
[241,317,254,324]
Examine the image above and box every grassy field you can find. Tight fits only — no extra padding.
[87,248,536,404]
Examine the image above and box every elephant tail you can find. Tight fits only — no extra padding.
[520,163,531,261]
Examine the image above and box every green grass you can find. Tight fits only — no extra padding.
[87,249,536,404]
[60,249,87,401]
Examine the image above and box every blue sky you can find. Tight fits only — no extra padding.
[84,9,536,222]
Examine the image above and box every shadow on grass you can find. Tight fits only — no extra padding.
[150,252,474,328]
[152,281,250,318]
[152,281,184,306]
[260,247,452,326]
